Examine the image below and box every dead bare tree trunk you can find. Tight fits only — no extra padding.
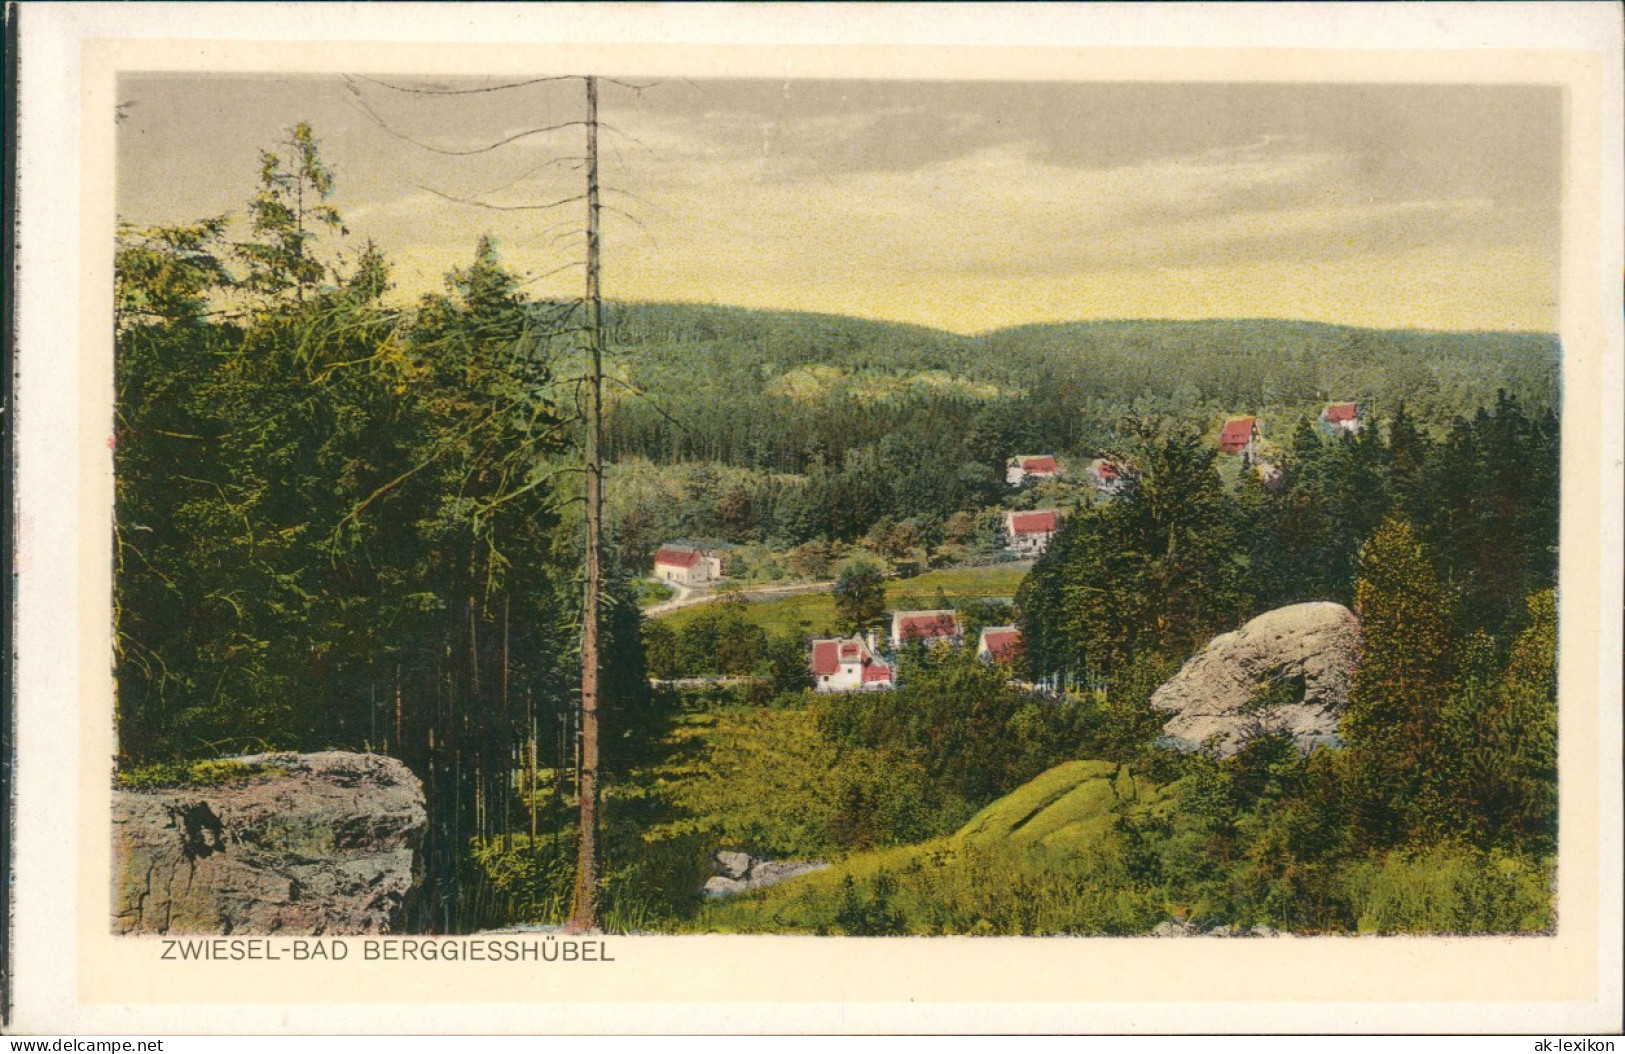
[567,74,604,933]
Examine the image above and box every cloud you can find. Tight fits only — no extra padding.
[117,75,1561,334]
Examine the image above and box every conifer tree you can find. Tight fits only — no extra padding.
[1342,514,1455,848]
[237,122,347,302]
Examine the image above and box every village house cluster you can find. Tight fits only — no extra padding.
[810,611,1025,693]
[1214,403,1361,487]
[656,411,1362,698]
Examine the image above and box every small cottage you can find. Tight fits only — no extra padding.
[1088,459,1125,496]
[977,626,1024,667]
[1004,509,1060,557]
[1006,455,1061,487]
[1218,416,1260,456]
[810,634,894,692]
[652,546,725,587]
[1320,402,1362,435]
[890,609,962,649]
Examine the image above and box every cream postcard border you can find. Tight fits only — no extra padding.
[11,2,1623,1035]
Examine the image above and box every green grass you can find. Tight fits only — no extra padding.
[653,563,1029,636]
[955,759,1138,849]
[685,758,1166,935]
[886,564,1028,610]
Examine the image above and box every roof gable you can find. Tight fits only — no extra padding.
[1008,510,1059,535]
[979,626,1023,663]
[810,640,841,676]
[654,547,703,569]
[1220,417,1257,445]
[894,610,961,641]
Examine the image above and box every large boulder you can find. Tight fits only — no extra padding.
[113,751,427,935]
[1151,602,1360,757]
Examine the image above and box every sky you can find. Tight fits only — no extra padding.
[115,75,1562,334]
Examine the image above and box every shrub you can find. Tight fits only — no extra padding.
[1346,846,1553,934]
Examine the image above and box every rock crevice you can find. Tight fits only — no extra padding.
[1151,601,1361,757]
[113,751,427,935]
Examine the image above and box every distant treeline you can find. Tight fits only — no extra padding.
[596,302,1558,558]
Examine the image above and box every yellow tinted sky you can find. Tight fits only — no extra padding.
[117,76,1560,334]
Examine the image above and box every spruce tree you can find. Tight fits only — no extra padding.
[1342,514,1455,848]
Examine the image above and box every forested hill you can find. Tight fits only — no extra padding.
[596,301,1559,470]
[980,318,1559,414]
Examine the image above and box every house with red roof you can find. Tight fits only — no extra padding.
[1088,458,1126,496]
[977,626,1024,667]
[1320,402,1363,436]
[652,546,724,587]
[889,609,962,649]
[1006,455,1061,487]
[810,633,893,692]
[1218,416,1260,456]
[1004,509,1061,557]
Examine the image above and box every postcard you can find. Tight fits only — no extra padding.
[8,1,1622,1035]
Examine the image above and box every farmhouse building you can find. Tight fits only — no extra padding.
[977,626,1024,667]
[652,546,724,587]
[809,634,894,692]
[1320,402,1363,435]
[1005,509,1060,557]
[1006,455,1061,487]
[1218,416,1260,456]
[890,609,962,649]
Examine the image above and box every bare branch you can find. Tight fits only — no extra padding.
[343,77,587,155]
[415,184,587,213]
[515,260,587,288]
[355,75,581,96]
[603,374,691,439]
[597,122,649,150]
[476,156,588,199]
[601,184,671,218]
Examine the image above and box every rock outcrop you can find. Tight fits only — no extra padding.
[113,752,427,935]
[701,849,828,897]
[1151,601,1360,757]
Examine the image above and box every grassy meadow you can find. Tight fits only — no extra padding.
[653,563,1030,637]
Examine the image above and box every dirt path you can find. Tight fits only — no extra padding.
[642,578,835,619]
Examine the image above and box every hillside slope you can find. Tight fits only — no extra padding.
[689,759,1168,935]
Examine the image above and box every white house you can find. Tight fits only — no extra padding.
[1320,402,1363,436]
[652,546,724,587]
[977,626,1024,666]
[889,609,962,649]
[1004,509,1060,557]
[1006,455,1061,487]
[810,633,894,692]
[1088,459,1126,496]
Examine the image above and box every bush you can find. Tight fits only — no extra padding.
[1346,846,1553,934]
